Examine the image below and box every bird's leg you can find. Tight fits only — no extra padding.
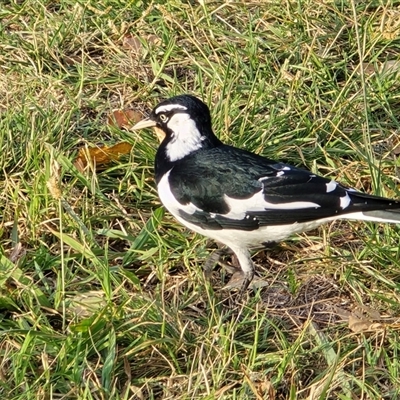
[237,269,255,299]
[229,247,255,300]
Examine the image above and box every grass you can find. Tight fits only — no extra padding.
[1,0,400,398]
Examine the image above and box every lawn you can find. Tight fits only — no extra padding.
[1,0,400,399]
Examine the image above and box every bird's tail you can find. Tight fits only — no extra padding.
[343,191,400,224]
[358,209,400,224]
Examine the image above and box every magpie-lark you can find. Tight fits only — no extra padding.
[132,94,400,296]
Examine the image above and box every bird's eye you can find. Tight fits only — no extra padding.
[159,113,168,122]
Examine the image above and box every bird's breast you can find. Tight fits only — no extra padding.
[157,169,197,219]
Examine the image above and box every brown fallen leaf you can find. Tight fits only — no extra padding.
[334,306,352,320]
[223,271,269,290]
[122,34,160,55]
[241,367,275,400]
[67,290,106,318]
[9,243,26,264]
[258,379,275,399]
[63,54,83,66]
[348,314,384,333]
[74,142,133,172]
[380,60,400,76]
[108,109,142,128]
[361,60,400,78]
[122,35,142,53]
[358,304,381,321]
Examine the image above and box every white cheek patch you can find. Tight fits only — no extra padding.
[165,113,206,161]
[155,104,187,114]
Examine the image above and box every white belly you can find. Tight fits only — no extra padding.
[173,213,332,248]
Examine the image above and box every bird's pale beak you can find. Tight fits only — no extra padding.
[131,117,166,143]
[131,118,157,130]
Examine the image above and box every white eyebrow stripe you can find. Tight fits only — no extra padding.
[155,104,187,114]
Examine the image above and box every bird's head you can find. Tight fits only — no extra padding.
[131,94,221,162]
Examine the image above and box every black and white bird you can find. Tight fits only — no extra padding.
[132,94,400,295]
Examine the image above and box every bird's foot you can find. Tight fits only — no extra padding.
[223,269,269,293]
[223,270,255,308]
[203,247,237,278]
[238,270,254,299]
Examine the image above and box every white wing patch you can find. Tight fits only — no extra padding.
[340,193,351,209]
[165,113,206,162]
[155,104,187,114]
[326,180,337,193]
[223,191,320,220]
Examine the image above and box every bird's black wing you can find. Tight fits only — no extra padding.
[168,145,399,230]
